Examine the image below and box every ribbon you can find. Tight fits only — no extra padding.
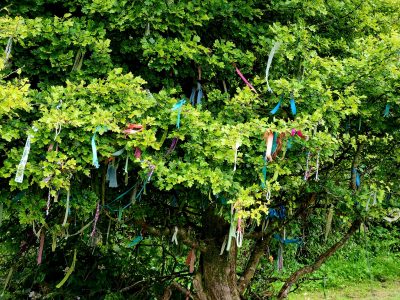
[62,189,70,227]
[107,159,118,188]
[265,42,281,93]
[166,137,178,155]
[172,100,186,128]
[4,37,12,63]
[236,218,243,248]
[171,226,178,245]
[233,140,241,171]
[267,206,286,220]
[291,129,306,140]
[261,158,267,188]
[274,233,302,245]
[270,100,281,115]
[128,235,143,247]
[91,127,102,169]
[383,103,390,117]
[123,124,143,135]
[315,151,320,181]
[264,131,274,161]
[37,231,45,265]
[134,147,142,159]
[147,164,155,182]
[15,127,38,183]
[90,202,100,237]
[56,249,77,289]
[226,222,236,252]
[290,95,297,115]
[185,249,196,273]
[197,82,203,105]
[235,66,258,94]
[46,190,51,216]
[287,137,293,149]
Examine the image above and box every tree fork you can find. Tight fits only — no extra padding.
[277,219,361,299]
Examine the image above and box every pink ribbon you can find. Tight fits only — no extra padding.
[134,147,142,159]
[235,67,258,94]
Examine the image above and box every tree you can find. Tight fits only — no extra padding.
[0,0,399,299]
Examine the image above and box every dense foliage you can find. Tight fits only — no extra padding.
[0,0,399,299]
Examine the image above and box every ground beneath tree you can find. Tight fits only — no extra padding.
[289,280,400,300]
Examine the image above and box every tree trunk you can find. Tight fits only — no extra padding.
[193,213,241,300]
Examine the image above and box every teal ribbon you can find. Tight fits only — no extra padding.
[261,158,267,188]
[128,235,143,247]
[383,103,390,117]
[270,100,281,115]
[290,95,296,115]
[172,99,186,128]
[91,126,107,168]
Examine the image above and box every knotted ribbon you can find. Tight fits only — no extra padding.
[172,100,186,128]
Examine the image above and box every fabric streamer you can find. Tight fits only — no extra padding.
[383,103,390,117]
[62,189,70,227]
[91,127,101,168]
[166,138,178,155]
[290,94,297,115]
[123,124,143,135]
[286,137,293,149]
[171,226,178,245]
[270,99,281,115]
[4,37,12,64]
[15,127,38,183]
[90,202,100,237]
[134,147,142,159]
[265,42,281,93]
[352,168,361,188]
[236,218,243,248]
[235,66,258,94]
[261,158,267,188]
[171,100,186,128]
[2,266,13,296]
[147,164,155,182]
[107,159,118,188]
[274,233,302,245]
[185,249,196,273]
[264,131,274,161]
[37,231,45,265]
[190,82,204,105]
[128,235,143,247]
[46,190,51,216]
[56,249,77,289]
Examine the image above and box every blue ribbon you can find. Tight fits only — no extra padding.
[290,96,296,115]
[172,99,186,128]
[274,233,302,245]
[383,103,390,117]
[270,100,281,115]
[196,82,203,105]
[128,235,143,247]
[352,168,361,188]
[190,88,196,105]
[267,205,286,220]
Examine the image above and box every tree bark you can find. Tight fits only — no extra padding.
[277,219,361,299]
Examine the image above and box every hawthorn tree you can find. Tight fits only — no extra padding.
[0,0,399,299]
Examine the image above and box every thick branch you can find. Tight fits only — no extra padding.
[277,219,361,299]
[238,238,269,295]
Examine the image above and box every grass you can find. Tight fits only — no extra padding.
[289,279,400,300]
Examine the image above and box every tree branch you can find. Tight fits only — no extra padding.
[277,218,361,299]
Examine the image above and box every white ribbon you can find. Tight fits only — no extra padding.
[15,127,38,183]
[265,42,281,93]
[171,226,178,245]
